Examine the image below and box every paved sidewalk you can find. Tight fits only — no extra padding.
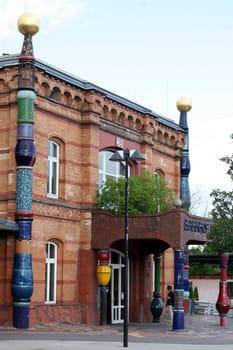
[0,314,233,349]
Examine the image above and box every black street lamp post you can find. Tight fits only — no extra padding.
[110,149,144,347]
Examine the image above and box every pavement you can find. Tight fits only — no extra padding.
[0,313,233,349]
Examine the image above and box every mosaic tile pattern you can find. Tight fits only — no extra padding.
[13,15,37,329]
[16,220,32,240]
[16,168,33,212]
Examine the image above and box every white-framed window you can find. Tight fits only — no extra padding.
[45,241,57,304]
[98,150,128,187]
[47,140,59,198]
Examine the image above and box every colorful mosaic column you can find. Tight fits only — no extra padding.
[216,253,230,326]
[97,250,111,326]
[176,97,192,211]
[12,13,39,329]
[173,249,184,331]
[183,245,190,314]
[150,255,163,322]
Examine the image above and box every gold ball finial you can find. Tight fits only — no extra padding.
[176,96,192,112]
[18,13,40,36]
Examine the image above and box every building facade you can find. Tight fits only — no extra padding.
[0,22,211,327]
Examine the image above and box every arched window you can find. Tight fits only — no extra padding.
[98,150,128,187]
[47,140,59,198]
[45,242,57,304]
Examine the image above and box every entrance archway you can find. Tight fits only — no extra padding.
[92,209,210,323]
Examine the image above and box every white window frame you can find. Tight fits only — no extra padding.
[45,241,57,304]
[47,140,59,198]
[98,150,129,187]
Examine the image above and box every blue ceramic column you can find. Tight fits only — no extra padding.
[12,13,39,329]
[172,249,184,331]
[176,97,192,211]
[183,245,190,314]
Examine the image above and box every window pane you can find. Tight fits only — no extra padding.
[98,173,103,185]
[47,160,50,193]
[49,263,55,301]
[52,143,57,157]
[99,152,104,170]
[119,162,126,176]
[105,158,117,175]
[45,264,48,300]
[49,244,55,259]
[48,141,51,155]
[52,162,57,194]
[46,244,49,258]
[111,251,118,264]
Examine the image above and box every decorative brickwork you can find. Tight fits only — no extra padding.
[0,53,211,326]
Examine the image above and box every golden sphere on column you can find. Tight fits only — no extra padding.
[176,97,192,112]
[18,13,40,36]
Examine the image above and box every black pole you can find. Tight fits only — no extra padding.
[100,285,108,325]
[123,149,129,347]
[110,148,144,347]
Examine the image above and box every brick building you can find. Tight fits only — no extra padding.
[0,18,211,328]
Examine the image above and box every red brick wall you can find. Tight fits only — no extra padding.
[0,63,184,326]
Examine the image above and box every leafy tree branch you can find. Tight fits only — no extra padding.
[97,170,175,214]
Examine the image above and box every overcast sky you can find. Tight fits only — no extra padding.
[1,0,232,214]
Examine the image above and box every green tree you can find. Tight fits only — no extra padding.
[97,170,175,214]
[207,134,233,254]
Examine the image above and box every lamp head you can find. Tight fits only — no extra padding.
[130,149,145,161]
[110,149,145,162]
[109,151,124,162]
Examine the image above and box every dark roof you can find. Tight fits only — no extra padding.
[0,218,18,232]
[0,54,184,132]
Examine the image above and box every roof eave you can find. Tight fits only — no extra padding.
[0,54,184,132]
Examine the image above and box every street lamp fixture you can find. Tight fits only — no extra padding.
[110,148,145,347]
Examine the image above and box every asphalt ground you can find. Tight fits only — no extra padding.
[0,313,233,349]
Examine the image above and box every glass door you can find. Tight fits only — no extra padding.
[110,250,125,324]
[111,265,124,323]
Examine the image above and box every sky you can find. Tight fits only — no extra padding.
[0,0,232,214]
